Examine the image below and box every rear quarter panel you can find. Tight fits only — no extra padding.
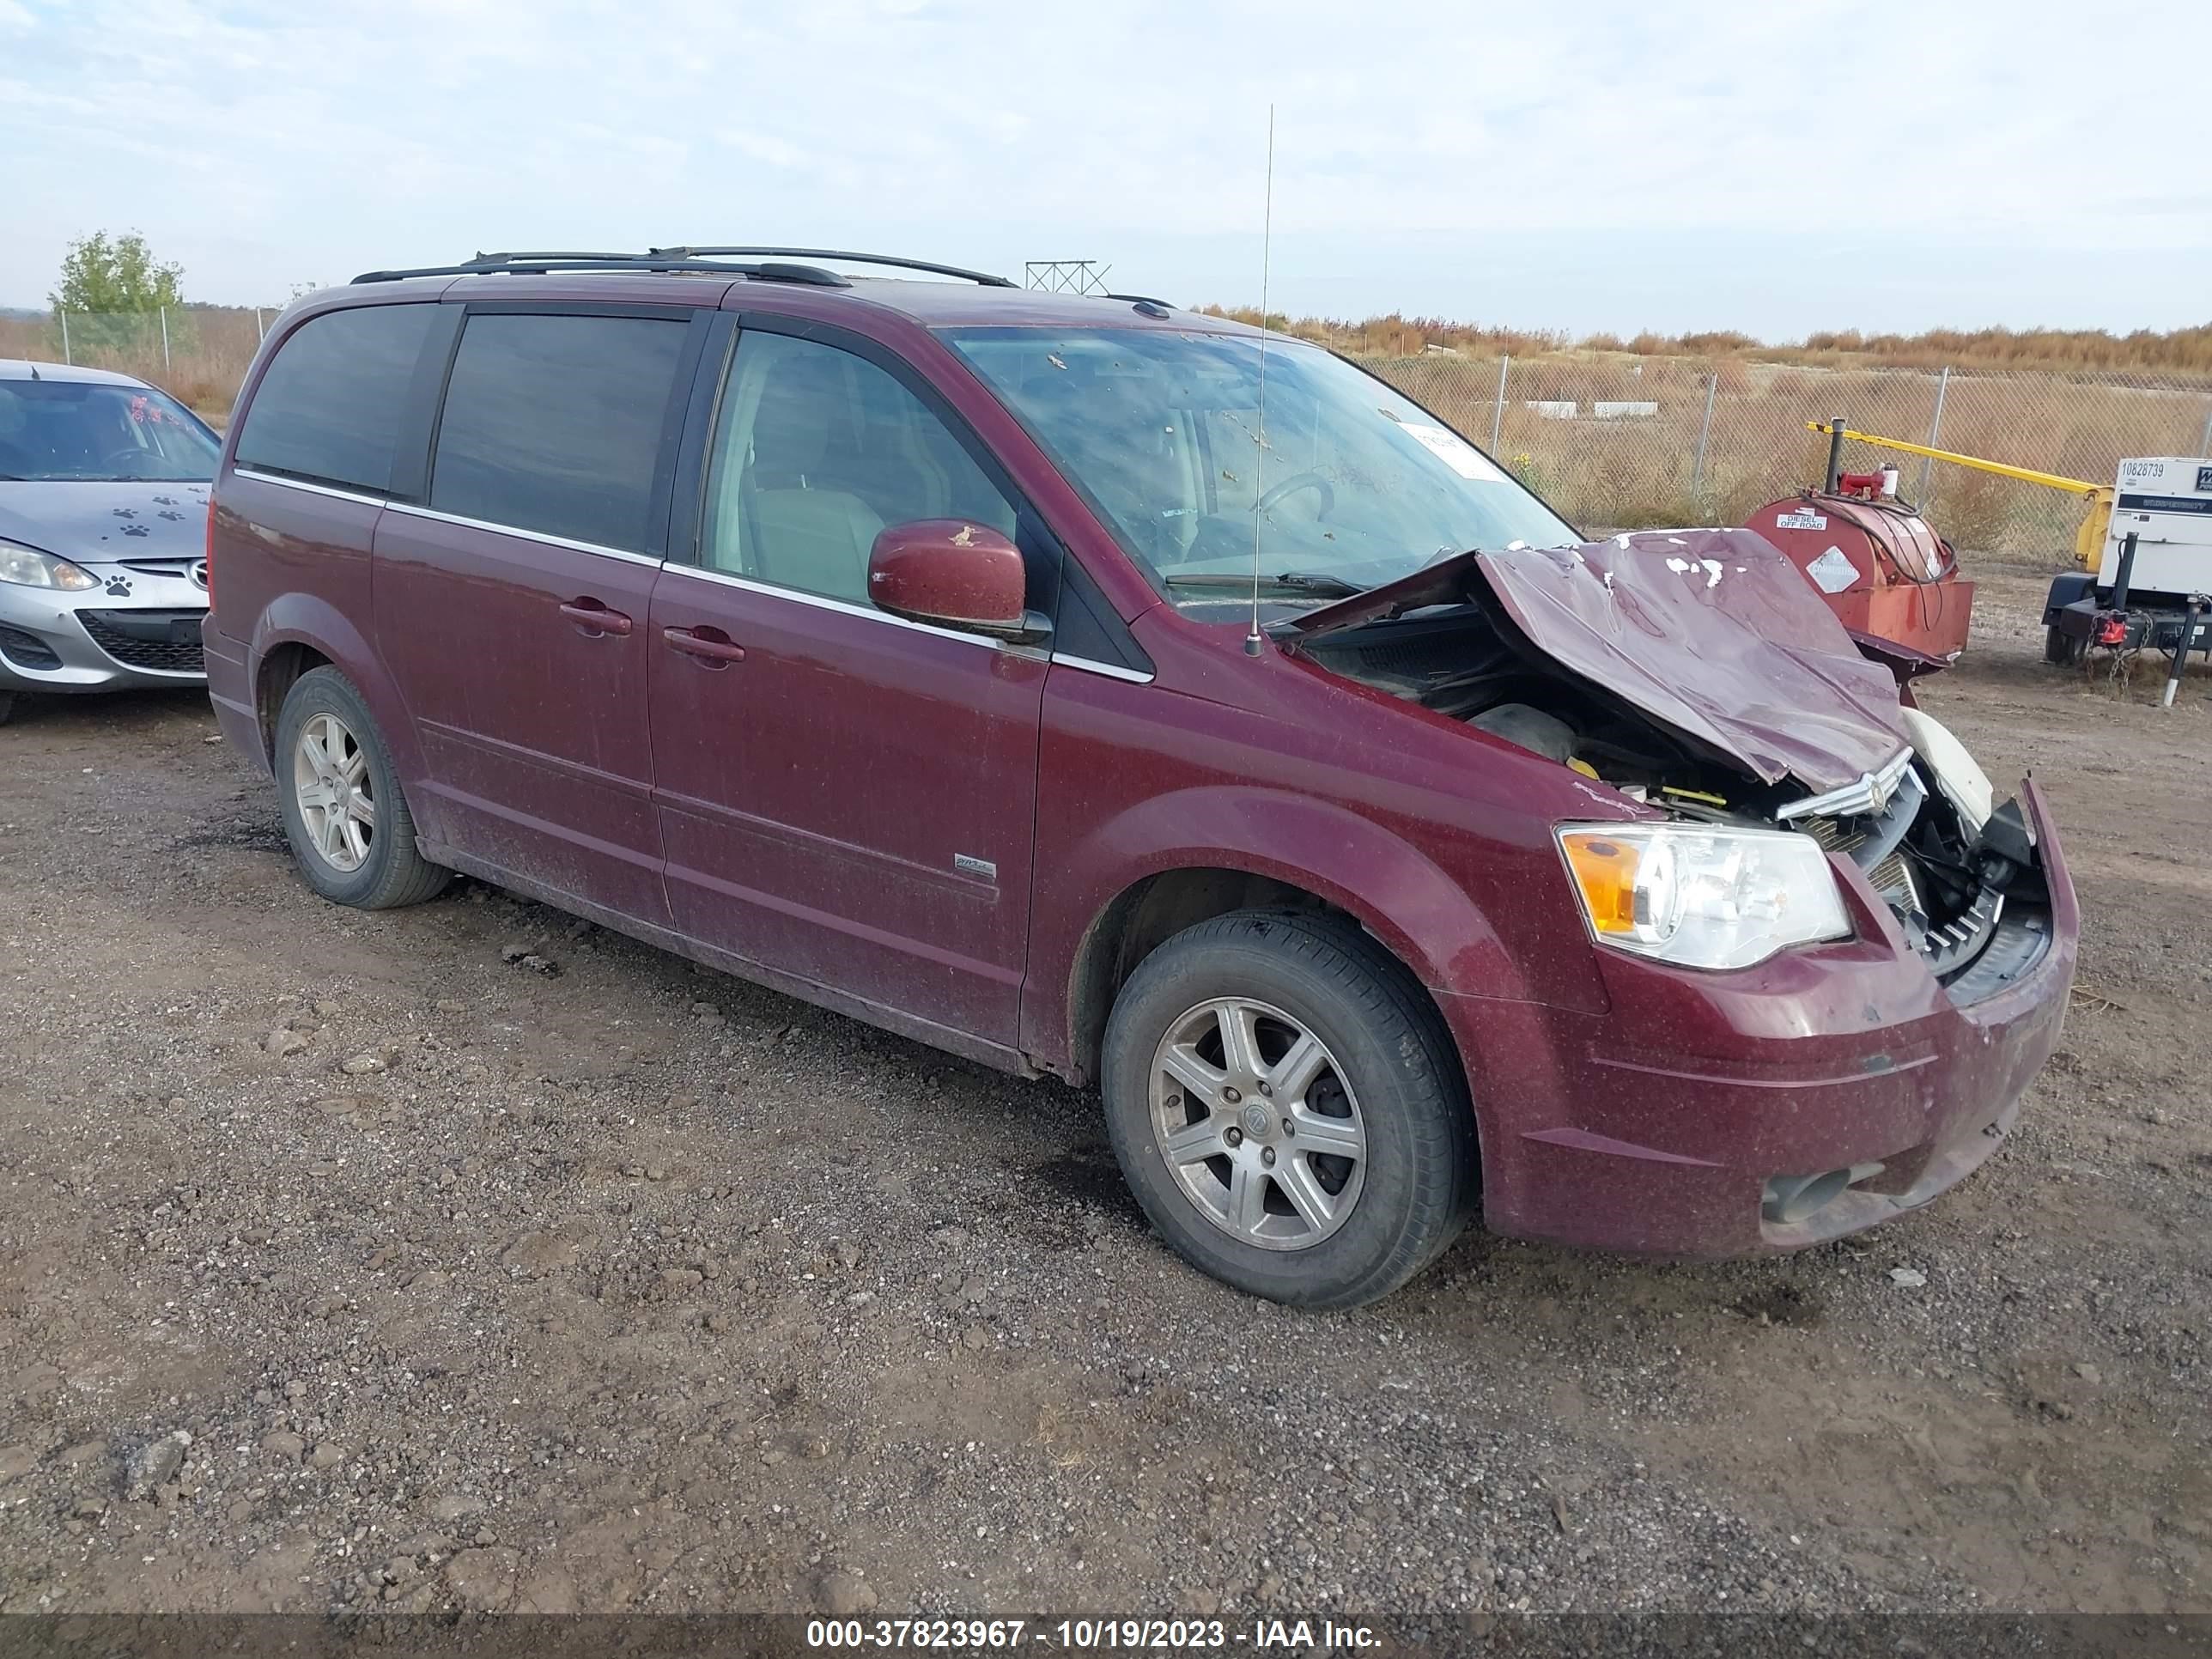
[210,481,367,694]
[207,287,453,806]
[209,477,437,837]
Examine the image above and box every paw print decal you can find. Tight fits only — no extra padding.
[111,507,138,520]
[156,509,185,522]
[106,575,133,596]
[152,495,178,507]
[122,523,150,538]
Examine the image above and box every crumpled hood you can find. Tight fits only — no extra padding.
[1290,528,1911,794]
[0,480,212,565]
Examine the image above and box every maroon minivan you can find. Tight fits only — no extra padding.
[202,249,2075,1308]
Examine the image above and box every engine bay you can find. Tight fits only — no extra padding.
[1296,602,2054,1000]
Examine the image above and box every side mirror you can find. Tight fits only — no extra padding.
[867,519,1045,642]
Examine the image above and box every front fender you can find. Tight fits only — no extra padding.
[1024,769,1615,1086]
[1081,783,1539,1003]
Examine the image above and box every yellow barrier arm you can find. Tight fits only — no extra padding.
[1805,422,2112,569]
[1805,422,2101,496]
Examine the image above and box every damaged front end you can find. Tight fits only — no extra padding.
[1784,738,2055,1001]
[1285,528,2056,1000]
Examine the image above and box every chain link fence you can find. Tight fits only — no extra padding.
[1368,352,2212,559]
[0,305,281,418]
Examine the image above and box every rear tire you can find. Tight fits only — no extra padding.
[1100,909,1474,1310]
[274,666,448,909]
[0,692,14,726]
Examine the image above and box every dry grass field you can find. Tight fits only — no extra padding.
[1365,350,2212,551]
[1206,307,2212,380]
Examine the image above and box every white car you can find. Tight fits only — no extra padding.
[0,358,222,724]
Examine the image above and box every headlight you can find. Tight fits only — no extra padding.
[0,540,99,591]
[1557,821,1850,970]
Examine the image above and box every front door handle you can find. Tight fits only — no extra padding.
[559,599,633,637]
[662,625,747,665]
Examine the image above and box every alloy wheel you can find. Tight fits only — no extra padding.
[1148,997,1368,1251]
[292,711,376,873]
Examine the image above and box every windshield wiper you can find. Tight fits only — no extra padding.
[1162,571,1365,598]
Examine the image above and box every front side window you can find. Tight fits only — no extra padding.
[0,379,218,483]
[944,327,1579,618]
[234,303,436,494]
[699,331,1017,605]
[430,312,688,553]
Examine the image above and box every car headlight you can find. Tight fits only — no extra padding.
[0,540,99,591]
[1557,821,1850,970]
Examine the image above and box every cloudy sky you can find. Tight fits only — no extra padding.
[3,0,2205,337]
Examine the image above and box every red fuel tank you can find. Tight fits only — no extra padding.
[1744,491,1975,663]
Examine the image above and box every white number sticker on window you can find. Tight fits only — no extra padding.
[1397,421,1507,483]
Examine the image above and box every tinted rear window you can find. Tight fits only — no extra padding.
[234,304,436,494]
[428,313,687,553]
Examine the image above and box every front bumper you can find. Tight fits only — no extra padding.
[0,570,209,692]
[1441,778,2077,1258]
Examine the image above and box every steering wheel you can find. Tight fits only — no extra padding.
[1257,470,1334,518]
[98,445,155,475]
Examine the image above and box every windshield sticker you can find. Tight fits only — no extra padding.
[1396,421,1507,483]
[1774,508,1827,530]
[1805,544,1861,593]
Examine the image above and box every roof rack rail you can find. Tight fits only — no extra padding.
[647,247,1017,288]
[472,249,638,263]
[350,254,851,287]
[1103,293,1175,316]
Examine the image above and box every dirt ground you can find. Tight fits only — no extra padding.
[0,560,2206,1622]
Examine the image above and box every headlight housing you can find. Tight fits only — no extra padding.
[1557,821,1850,970]
[0,540,99,591]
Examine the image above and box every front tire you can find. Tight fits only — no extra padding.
[274,666,448,909]
[1101,910,1474,1310]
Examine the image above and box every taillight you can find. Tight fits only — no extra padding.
[204,495,216,612]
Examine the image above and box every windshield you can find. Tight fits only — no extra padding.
[0,379,220,483]
[944,327,1578,613]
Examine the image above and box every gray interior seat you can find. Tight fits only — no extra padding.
[747,488,884,603]
[729,337,1018,601]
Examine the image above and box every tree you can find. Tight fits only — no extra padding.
[49,231,185,315]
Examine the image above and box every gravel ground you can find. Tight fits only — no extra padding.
[0,562,2205,1620]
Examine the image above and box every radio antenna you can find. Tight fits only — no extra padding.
[1243,106,1276,659]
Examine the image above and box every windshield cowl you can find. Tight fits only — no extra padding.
[1162,570,1366,600]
